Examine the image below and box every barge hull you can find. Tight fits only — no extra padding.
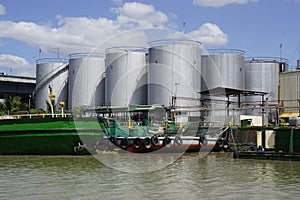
[0,117,102,155]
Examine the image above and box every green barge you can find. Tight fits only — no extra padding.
[0,116,103,155]
[232,126,300,161]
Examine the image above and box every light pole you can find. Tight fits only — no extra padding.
[280,43,283,62]
[59,101,65,117]
[28,95,31,113]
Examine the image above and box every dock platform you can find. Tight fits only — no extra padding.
[234,151,300,161]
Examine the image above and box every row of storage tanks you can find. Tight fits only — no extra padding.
[34,39,288,123]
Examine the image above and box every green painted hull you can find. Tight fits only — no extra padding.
[0,117,103,155]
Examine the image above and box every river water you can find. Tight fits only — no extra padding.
[1,152,300,200]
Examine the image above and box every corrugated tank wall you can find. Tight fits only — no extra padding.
[148,39,201,109]
[35,58,68,111]
[202,49,245,91]
[245,58,288,125]
[245,59,281,116]
[201,49,245,124]
[68,53,105,110]
[280,70,300,113]
[105,47,147,106]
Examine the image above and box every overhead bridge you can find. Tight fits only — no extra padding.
[0,74,36,98]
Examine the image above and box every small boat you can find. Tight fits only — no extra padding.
[0,103,232,155]
[94,116,229,153]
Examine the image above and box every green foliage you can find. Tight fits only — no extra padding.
[29,108,46,114]
[0,95,32,114]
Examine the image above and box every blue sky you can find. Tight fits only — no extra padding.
[0,0,300,76]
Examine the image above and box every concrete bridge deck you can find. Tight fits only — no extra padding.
[0,74,36,98]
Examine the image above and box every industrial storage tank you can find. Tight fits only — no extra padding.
[201,49,245,123]
[105,47,147,106]
[245,57,288,123]
[148,39,201,112]
[202,49,245,91]
[68,53,105,110]
[35,58,68,111]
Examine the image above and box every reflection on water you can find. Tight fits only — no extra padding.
[1,153,300,199]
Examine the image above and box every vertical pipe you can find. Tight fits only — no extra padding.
[289,127,294,154]
[230,126,239,158]
[262,95,265,126]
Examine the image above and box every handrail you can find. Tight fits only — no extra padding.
[148,39,201,47]
[68,53,104,59]
[105,46,147,54]
[0,113,71,120]
[36,58,68,64]
[245,56,289,64]
[208,48,245,55]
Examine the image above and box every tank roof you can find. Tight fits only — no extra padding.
[105,46,147,54]
[245,56,288,64]
[148,39,201,47]
[36,58,68,64]
[68,53,104,59]
[207,48,245,56]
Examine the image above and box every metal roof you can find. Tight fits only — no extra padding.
[200,87,268,97]
[279,112,299,118]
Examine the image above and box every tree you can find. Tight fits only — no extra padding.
[0,95,28,114]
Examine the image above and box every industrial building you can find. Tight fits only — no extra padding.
[33,39,300,126]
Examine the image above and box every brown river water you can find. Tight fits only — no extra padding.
[1,152,300,199]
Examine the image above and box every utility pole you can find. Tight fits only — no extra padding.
[280,43,283,62]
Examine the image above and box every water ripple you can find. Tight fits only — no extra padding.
[1,154,300,199]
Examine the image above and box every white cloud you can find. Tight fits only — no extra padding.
[0,54,35,76]
[0,2,229,77]
[111,2,168,27]
[0,4,6,15]
[187,23,228,46]
[0,2,169,55]
[193,0,258,7]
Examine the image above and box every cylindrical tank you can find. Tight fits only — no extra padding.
[202,49,245,91]
[68,53,105,110]
[201,49,245,122]
[105,47,147,106]
[148,39,201,110]
[245,57,288,122]
[35,58,68,111]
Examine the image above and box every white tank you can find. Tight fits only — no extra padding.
[105,47,147,106]
[201,49,245,124]
[68,53,105,110]
[202,49,245,91]
[35,58,68,111]
[148,39,201,109]
[245,57,288,119]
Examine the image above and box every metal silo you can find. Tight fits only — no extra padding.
[68,53,105,110]
[148,39,201,114]
[35,58,68,111]
[201,49,245,124]
[105,47,147,106]
[245,57,288,121]
[202,49,245,91]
